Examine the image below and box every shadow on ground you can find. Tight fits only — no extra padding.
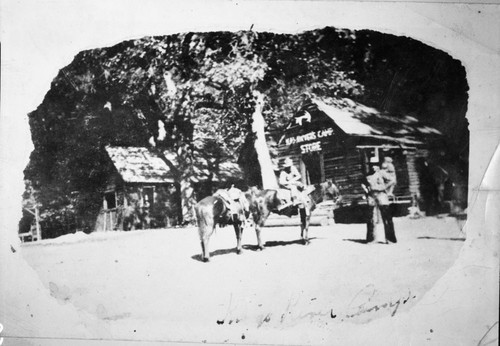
[191,247,239,262]
[418,236,465,241]
[192,237,322,261]
[243,237,318,251]
[343,239,369,244]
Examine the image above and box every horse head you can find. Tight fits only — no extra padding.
[311,179,341,204]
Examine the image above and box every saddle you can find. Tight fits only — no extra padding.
[214,188,249,218]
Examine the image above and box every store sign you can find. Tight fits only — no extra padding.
[300,141,322,154]
[284,127,334,146]
[295,111,311,126]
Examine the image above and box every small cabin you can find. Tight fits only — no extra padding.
[96,146,182,231]
[276,99,443,217]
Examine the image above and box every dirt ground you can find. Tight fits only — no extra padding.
[20,216,466,345]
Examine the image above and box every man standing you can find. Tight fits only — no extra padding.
[364,160,397,243]
[381,156,397,197]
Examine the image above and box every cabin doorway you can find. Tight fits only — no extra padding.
[301,152,324,185]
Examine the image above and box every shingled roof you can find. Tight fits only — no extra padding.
[298,98,442,146]
[105,146,175,184]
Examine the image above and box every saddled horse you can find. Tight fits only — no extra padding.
[246,180,341,249]
[194,189,250,262]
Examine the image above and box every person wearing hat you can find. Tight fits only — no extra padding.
[278,157,305,209]
[381,156,397,197]
[363,158,397,243]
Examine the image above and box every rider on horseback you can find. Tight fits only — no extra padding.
[278,157,307,210]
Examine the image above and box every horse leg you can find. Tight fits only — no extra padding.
[199,222,214,262]
[253,208,270,251]
[202,226,214,262]
[300,208,311,245]
[233,220,243,255]
[200,240,207,261]
[255,224,265,251]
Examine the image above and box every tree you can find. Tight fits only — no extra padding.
[251,90,277,189]
[22,28,468,235]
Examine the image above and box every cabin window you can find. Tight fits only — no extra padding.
[104,192,116,210]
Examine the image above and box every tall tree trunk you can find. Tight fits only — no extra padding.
[152,147,193,225]
[251,91,278,190]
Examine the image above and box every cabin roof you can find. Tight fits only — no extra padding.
[105,146,175,184]
[296,99,442,146]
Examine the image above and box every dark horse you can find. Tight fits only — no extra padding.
[247,180,341,249]
[194,190,249,262]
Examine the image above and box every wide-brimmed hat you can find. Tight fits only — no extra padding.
[283,157,293,167]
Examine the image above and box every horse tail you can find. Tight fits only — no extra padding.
[194,203,210,228]
[194,202,208,240]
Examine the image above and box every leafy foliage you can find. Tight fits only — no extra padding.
[22,27,468,236]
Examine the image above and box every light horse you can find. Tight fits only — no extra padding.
[246,180,341,249]
[194,190,250,262]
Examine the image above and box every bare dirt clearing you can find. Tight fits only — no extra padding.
[21,216,465,344]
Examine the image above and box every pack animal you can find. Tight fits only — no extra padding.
[194,189,250,262]
[247,180,340,249]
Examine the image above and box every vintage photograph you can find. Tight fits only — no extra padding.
[1,1,498,345]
